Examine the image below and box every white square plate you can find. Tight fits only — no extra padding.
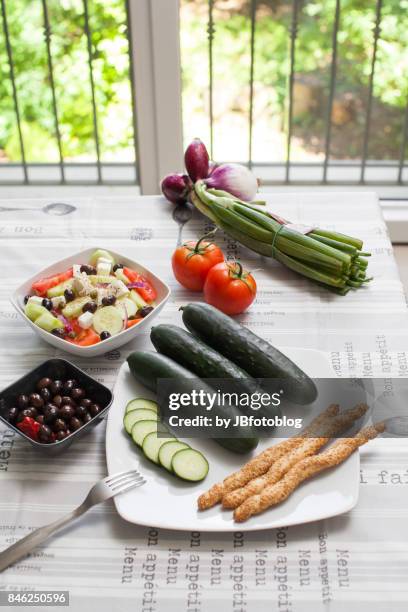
[106,348,359,531]
[11,247,171,357]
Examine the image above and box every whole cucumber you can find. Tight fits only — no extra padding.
[127,351,258,454]
[150,324,281,425]
[181,302,317,405]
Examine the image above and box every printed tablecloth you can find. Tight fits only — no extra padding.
[0,192,407,611]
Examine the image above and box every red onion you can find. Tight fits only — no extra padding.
[127,281,146,289]
[54,311,73,334]
[161,173,191,205]
[205,163,258,202]
[184,138,209,182]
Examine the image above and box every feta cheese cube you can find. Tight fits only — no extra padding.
[73,273,93,297]
[97,261,112,276]
[51,295,66,309]
[78,311,94,329]
[110,279,129,298]
[28,296,43,305]
[73,264,82,277]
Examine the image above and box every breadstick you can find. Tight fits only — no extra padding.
[223,403,368,508]
[234,422,385,522]
[197,404,340,511]
[222,403,368,509]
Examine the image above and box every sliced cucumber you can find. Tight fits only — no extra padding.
[47,279,73,298]
[89,275,116,286]
[93,306,123,336]
[171,448,209,482]
[123,408,159,434]
[115,269,130,285]
[62,296,90,319]
[131,420,166,447]
[159,440,190,473]
[142,431,175,465]
[130,289,147,309]
[116,297,137,319]
[89,249,115,266]
[35,311,64,333]
[25,302,48,322]
[126,398,159,415]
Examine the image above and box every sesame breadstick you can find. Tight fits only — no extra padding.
[234,422,385,522]
[222,403,368,509]
[197,404,340,511]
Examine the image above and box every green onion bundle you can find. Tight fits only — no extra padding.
[190,180,372,296]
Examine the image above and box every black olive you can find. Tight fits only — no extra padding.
[80,264,97,275]
[69,416,82,431]
[64,289,75,302]
[83,412,92,424]
[59,405,75,421]
[89,403,101,417]
[36,414,45,424]
[53,418,67,432]
[75,404,88,419]
[50,380,63,395]
[40,388,51,402]
[53,394,63,407]
[38,424,53,443]
[29,393,44,409]
[42,298,53,311]
[63,379,77,393]
[24,295,31,305]
[43,404,59,423]
[61,395,76,407]
[6,407,18,423]
[113,264,124,273]
[51,328,65,339]
[17,394,29,409]
[102,295,116,306]
[80,398,92,408]
[56,430,68,441]
[82,301,97,314]
[138,306,154,318]
[17,408,37,421]
[71,388,85,401]
[100,331,111,341]
[37,377,52,390]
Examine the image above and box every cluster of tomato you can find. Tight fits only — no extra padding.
[171,232,257,315]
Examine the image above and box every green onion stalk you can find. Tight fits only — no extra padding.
[190,180,372,295]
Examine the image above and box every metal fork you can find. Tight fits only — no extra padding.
[0,469,146,572]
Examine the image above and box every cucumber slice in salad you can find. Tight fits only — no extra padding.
[47,278,73,298]
[159,441,190,472]
[62,296,90,319]
[171,449,209,482]
[130,290,147,309]
[123,408,159,434]
[142,431,176,465]
[89,249,115,266]
[131,420,162,447]
[35,311,64,333]
[116,297,137,319]
[125,398,159,415]
[93,305,123,335]
[25,302,48,322]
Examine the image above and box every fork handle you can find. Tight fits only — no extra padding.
[0,503,88,572]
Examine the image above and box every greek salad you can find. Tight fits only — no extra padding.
[23,249,157,347]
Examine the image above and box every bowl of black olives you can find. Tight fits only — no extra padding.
[0,359,113,454]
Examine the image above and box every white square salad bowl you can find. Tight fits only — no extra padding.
[11,247,171,357]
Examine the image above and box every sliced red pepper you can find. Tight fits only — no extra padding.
[67,327,101,347]
[126,318,142,329]
[32,268,73,296]
[17,416,40,441]
[123,268,157,303]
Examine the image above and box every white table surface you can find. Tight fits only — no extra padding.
[0,192,407,611]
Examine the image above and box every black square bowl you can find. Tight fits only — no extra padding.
[0,359,113,454]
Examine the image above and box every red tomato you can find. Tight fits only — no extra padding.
[32,268,73,296]
[171,233,224,291]
[203,261,257,315]
[67,327,101,347]
[123,268,157,303]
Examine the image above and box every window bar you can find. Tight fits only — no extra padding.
[82,0,102,184]
[1,0,28,183]
[322,0,340,183]
[207,0,215,158]
[398,102,408,185]
[125,0,140,184]
[248,0,257,169]
[285,0,299,183]
[41,0,65,183]
[360,0,382,184]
